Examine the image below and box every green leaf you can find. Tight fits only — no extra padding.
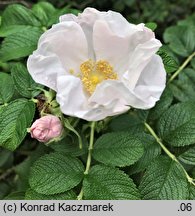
[157,48,178,73]
[25,189,76,200]
[178,14,195,28]
[164,25,195,57]
[0,27,43,62]
[11,63,42,98]
[0,73,14,104]
[128,134,161,174]
[14,144,50,190]
[0,4,41,37]
[93,132,144,167]
[189,184,195,199]
[32,2,56,27]
[170,68,195,102]
[0,106,5,121]
[83,165,140,199]
[0,148,13,168]
[149,87,173,121]
[191,58,195,69]
[50,136,87,157]
[139,157,189,199]
[157,102,195,146]
[47,7,80,27]
[137,109,149,122]
[4,192,25,200]
[29,153,84,195]
[145,22,157,31]
[15,157,34,190]
[0,182,11,199]
[178,146,195,165]
[109,113,144,133]
[0,99,35,151]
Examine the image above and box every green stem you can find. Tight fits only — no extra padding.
[31,98,38,103]
[77,188,84,200]
[144,122,176,161]
[145,122,195,186]
[63,117,83,149]
[84,121,96,175]
[77,121,96,200]
[168,52,195,83]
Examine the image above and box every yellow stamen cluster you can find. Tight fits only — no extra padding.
[80,59,118,94]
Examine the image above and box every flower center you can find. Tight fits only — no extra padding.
[80,59,118,94]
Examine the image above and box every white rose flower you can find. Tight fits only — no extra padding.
[27,8,166,121]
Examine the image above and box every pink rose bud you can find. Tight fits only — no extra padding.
[30,115,63,142]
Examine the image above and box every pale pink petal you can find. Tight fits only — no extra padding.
[56,76,130,121]
[125,38,161,90]
[30,115,63,142]
[93,19,161,84]
[133,54,166,108]
[27,22,88,90]
[56,75,89,117]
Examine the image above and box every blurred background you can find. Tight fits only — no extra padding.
[0,0,195,36]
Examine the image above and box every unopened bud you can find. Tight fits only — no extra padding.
[30,115,63,142]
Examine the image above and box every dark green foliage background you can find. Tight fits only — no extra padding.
[0,0,195,200]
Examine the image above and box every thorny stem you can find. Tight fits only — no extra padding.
[144,122,195,186]
[77,121,96,200]
[168,52,195,83]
